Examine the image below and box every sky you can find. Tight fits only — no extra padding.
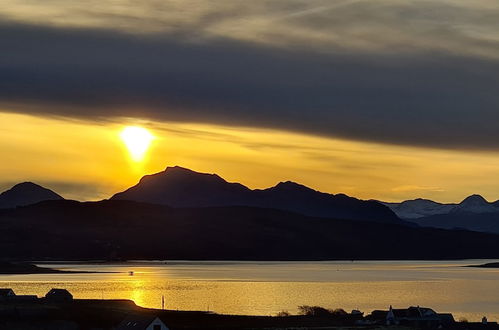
[1,0,499,202]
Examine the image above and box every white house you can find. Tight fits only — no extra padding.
[116,315,169,330]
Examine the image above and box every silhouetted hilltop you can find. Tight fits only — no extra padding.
[0,182,63,209]
[112,166,252,207]
[1,199,499,260]
[111,166,400,224]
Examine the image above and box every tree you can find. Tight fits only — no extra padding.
[276,310,290,317]
[298,305,331,316]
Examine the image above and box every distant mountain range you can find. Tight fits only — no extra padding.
[382,199,456,219]
[383,195,499,233]
[111,166,400,224]
[0,182,63,209]
[2,199,499,260]
[2,165,499,255]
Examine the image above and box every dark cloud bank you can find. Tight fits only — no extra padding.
[1,21,499,150]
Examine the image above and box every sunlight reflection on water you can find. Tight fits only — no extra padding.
[0,260,498,322]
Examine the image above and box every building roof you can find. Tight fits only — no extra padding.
[370,306,443,321]
[0,288,15,297]
[47,288,71,294]
[45,288,73,298]
[116,315,166,330]
[395,306,437,318]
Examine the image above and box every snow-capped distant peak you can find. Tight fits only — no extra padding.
[383,198,455,219]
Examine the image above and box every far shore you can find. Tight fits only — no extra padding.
[466,262,499,268]
[0,262,116,275]
[32,258,499,263]
[3,259,499,274]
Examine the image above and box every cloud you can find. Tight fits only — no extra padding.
[1,0,499,150]
[391,185,445,193]
[2,0,499,58]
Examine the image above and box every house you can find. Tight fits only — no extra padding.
[0,288,15,300]
[45,288,73,303]
[368,306,455,327]
[386,305,396,325]
[0,289,38,302]
[12,294,38,302]
[116,315,169,330]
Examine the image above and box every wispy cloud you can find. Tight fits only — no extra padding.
[391,185,445,193]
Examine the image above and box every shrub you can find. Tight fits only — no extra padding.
[329,308,347,316]
[298,305,331,316]
[276,310,291,317]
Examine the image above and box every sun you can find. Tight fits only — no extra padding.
[120,126,154,162]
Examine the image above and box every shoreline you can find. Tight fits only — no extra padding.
[466,262,499,268]
[2,259,496,275]
[33,258,499,263]
[0,262,116,275]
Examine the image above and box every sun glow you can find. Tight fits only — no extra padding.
[120,126,154,162]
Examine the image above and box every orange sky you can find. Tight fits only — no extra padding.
[2,1,499,203]
[2,111,499,203]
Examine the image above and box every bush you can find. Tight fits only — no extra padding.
[297,306,350,317]
[330,308,347,316]
[276,310,291,317]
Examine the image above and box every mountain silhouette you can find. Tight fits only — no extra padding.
[111,166,400,223]
[0,182,63,209]
[2,199,499,260]
[112,166,252,207]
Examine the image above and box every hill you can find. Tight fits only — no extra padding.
[0,182,63,209]
[1,199,499,260]
[413,212,499,234]
[111,166,400,224]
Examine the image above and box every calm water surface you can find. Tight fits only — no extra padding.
[0,260,498,321]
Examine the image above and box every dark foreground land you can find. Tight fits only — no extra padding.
[0,298,498,330]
